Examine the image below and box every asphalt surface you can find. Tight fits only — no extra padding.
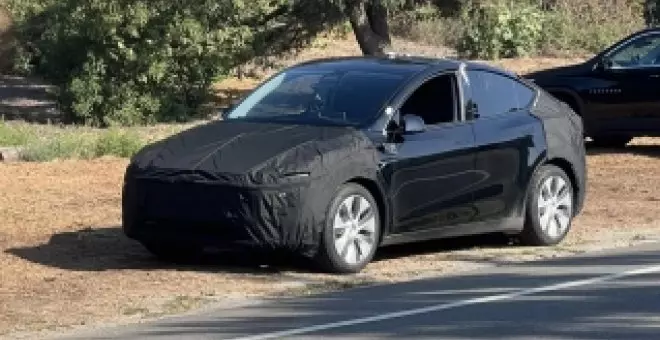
[55,241,660,340]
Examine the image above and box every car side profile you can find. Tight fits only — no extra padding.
[526,27,660,147]
[122,55,587,274]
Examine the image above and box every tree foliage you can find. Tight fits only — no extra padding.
[8,0,278,125]
[5,0,409,126]
[458,0,544,59]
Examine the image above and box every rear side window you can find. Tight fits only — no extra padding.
[467,70,536,118]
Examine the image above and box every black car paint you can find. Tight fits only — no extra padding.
[122,56,586,257]
[526,28,660,137]
[371,64,553,246]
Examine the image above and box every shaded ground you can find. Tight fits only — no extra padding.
[1,138,659,339]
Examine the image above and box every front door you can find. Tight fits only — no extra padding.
[380,72,480,234]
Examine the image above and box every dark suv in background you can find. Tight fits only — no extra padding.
[526,28,660,147]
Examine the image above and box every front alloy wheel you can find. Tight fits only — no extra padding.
[519,164,574,246]
[316,183,380,274]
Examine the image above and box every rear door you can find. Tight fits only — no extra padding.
[463,69,545,225]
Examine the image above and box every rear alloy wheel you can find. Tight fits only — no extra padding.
[589,135,633,148]
[519,165,574,246]
[316,183,381,274]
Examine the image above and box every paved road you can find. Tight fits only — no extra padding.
[57,242,660,340]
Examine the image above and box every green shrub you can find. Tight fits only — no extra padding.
[94,128,144,158]
[5,0,282,127]
[19,128,145,161]
[540,0,645,55]
[21,132,98,161]
[0,119,35,146]
[0,119,200,161]
[457,0,545,59]
[393,0,644,59]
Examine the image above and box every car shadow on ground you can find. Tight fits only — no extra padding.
[373,232,512,263]
[4,226,513,275]
[4,226,307,275]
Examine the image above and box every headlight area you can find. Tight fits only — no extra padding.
[120,169,317,253]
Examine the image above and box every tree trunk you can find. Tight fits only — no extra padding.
[366,1,391,45]
[344,0,392,56]
[645,0,659,27]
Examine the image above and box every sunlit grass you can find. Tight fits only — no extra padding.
[0,119,206,161]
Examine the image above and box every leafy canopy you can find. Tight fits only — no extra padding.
[6,0,354,126]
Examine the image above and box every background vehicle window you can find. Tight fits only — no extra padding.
[467,70,535,118]
[400,74,456,125]
[609,34,660,67]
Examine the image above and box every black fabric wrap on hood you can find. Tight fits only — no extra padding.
[123,120,382,257]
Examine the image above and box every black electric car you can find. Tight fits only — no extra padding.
[122,55,587,274]
[526,27,660,147]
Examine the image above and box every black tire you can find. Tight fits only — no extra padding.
[315,183,381,274]
[589,135,633,148]
[519,164,574,247]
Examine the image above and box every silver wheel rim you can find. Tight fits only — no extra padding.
[333,194,377,266]
[538,175,573,239]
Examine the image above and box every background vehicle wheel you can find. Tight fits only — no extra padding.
[589,135,633,148]
[316,183,381,274]
[519,164,574,246]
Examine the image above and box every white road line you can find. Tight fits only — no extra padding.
[229,264,660,340]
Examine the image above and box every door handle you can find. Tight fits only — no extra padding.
[650,74,660,78]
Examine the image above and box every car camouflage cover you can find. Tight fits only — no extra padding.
[122,120,383,257]
[530,90,587,213]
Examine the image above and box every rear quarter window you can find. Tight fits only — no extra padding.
[468,70,537,118]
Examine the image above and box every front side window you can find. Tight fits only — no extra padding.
[399,73,457,126]
[609,33,660,68]
[467,70,536,118]
[225,69,409,127]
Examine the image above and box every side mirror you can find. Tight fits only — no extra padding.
[403,114,425,134]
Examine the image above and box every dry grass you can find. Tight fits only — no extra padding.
[0,119,210,161]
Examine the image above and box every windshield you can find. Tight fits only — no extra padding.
[225,69,409,127]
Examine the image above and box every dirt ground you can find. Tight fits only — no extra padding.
[1,137,659,339]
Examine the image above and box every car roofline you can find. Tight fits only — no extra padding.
[289,54,520,79]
